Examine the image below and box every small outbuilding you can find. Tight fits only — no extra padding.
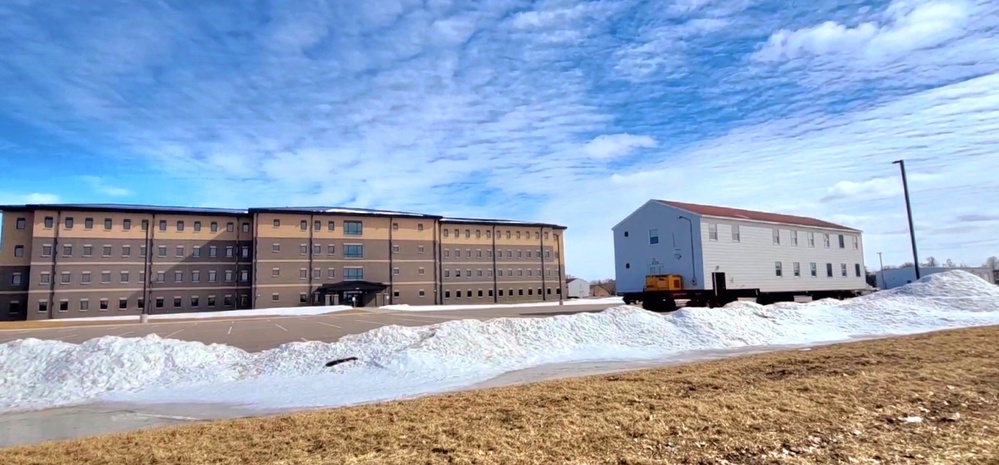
[566,278,590,299]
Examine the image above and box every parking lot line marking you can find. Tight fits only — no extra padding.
[317,321,341,329]
[227,324,233,335]
[353,318,391,326]
[117,331,134,337]
[274,323,288,332]
[300,337,310,342]
[163,329,185,338]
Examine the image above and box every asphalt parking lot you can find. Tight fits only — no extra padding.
[0,301,622,352]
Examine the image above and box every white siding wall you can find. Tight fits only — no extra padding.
[699,218,867,293]
[613,201,705,293]
[567,279,590,298]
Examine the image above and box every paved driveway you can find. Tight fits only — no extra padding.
[0,302,621,352]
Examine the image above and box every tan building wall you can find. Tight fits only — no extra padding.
[1,205,567,319]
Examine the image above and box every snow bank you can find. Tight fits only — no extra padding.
[1,270,998,414]
[381,296,623,311]
[30,305,355,323]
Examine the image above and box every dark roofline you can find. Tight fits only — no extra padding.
[0,203,248,217]
[440,217,567,229]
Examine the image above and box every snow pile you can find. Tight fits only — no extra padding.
[381,296,624,312]
[1,270,998,414]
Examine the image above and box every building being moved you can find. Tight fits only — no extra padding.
[0,204,567,321]
[613,200,869,309]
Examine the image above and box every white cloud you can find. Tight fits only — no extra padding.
[0,192,60,205]
[753,0,978,63]
[582,133,657,159]
[80,176,132,197]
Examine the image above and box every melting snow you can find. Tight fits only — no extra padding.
[1,270,997,414]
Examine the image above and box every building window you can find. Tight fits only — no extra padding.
[393,267,400,275]
[38,300,48,312]
[158,245,167,257]
[273,219,280,227]
[209,246,217,257]
[15,217,26,229]
[159,220,167,231]
[241,270,249,282]
[299,244,308,255]
[157,271,166,282]
[810,262,817,277]
[344,244,363,258]
[314,220,321,231]
[272,268,280,277]
[191,296,200,307]
[141,220,149,231]
[226,246,234,257]
[300,220,308,230]
[824,234,830,248]
[419,267,425,275]
[299,268,308,279]
[119,298,128,310]
[192,270,201,282]
[790,230,798,246]
[344,221,363,235]
[122,245,131,257]
[103,245,112,257]
[120,271,129,283]
[11,272,22,286]
[300,293,308,303]
[838,234,845,249]
[773,229,780,245]
[62,272,71,284]
[194,221,202,232]
[174,270,183,282]
[418,245,425,254]
[826,263,833,277]
[242,222,250,233]
[62,244,72,256]
[793,262,800,277]
[211,221,218,232]
[344,267,363,280]
[13,245,24,257]
[242,246,250,258]
[731,224,740,242]
[852,236,859,250]
[103,218,112,230]
[79,300,88,311]
[99,299,109,311]
[443,229,449,238]
[313,244,321,255]
[775,261,783,277]
[855,263,862,277]
[418,223,424,231]
[392,244,400,254]
[807,232,815,247]
[209,270,217,282]
[841,263,847,277]
[708,224,717,241]
[649,228,660,245]
[208,296,216,307]
[44,216,53,228]
[227,222,234,232]
[176,245,185,257]
[174,297,182,308]
[64,217,74,229]
[156,297,164,308]
[327,244,335,255]
[328,221,335,231]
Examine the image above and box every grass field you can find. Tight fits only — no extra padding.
[2,325,997,465]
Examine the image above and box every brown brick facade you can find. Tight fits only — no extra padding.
[0,205,568,320]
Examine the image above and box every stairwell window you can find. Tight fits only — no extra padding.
[649,228,659,245]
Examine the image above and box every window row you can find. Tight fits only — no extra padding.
[443,287,562,299]
[32,243,250,260]
[443,268,555,278]
[273,218,367,235]
[37,216,248,234]
[443,248,557,260]
[35,268,249,285]
[270,266,381,280]
[30,294,244,313]
[275,243,377,257]
[774,261,863,278]
[442,228,551,242]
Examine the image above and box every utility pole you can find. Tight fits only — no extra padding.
[893,159,921,280]
[877,252,885,288]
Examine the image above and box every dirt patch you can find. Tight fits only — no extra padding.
[2,325,997,464]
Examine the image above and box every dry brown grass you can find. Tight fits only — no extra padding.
[3,325,998,465]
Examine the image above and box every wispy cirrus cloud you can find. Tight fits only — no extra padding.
[0,0,997,277]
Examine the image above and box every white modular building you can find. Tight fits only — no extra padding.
[613,200,868,301]
[566,278,590,298]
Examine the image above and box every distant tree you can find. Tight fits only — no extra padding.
[986,256,999,270]
[944,258,956,268]
[923,256,939,267]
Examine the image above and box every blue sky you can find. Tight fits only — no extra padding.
[1,0,998,280]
